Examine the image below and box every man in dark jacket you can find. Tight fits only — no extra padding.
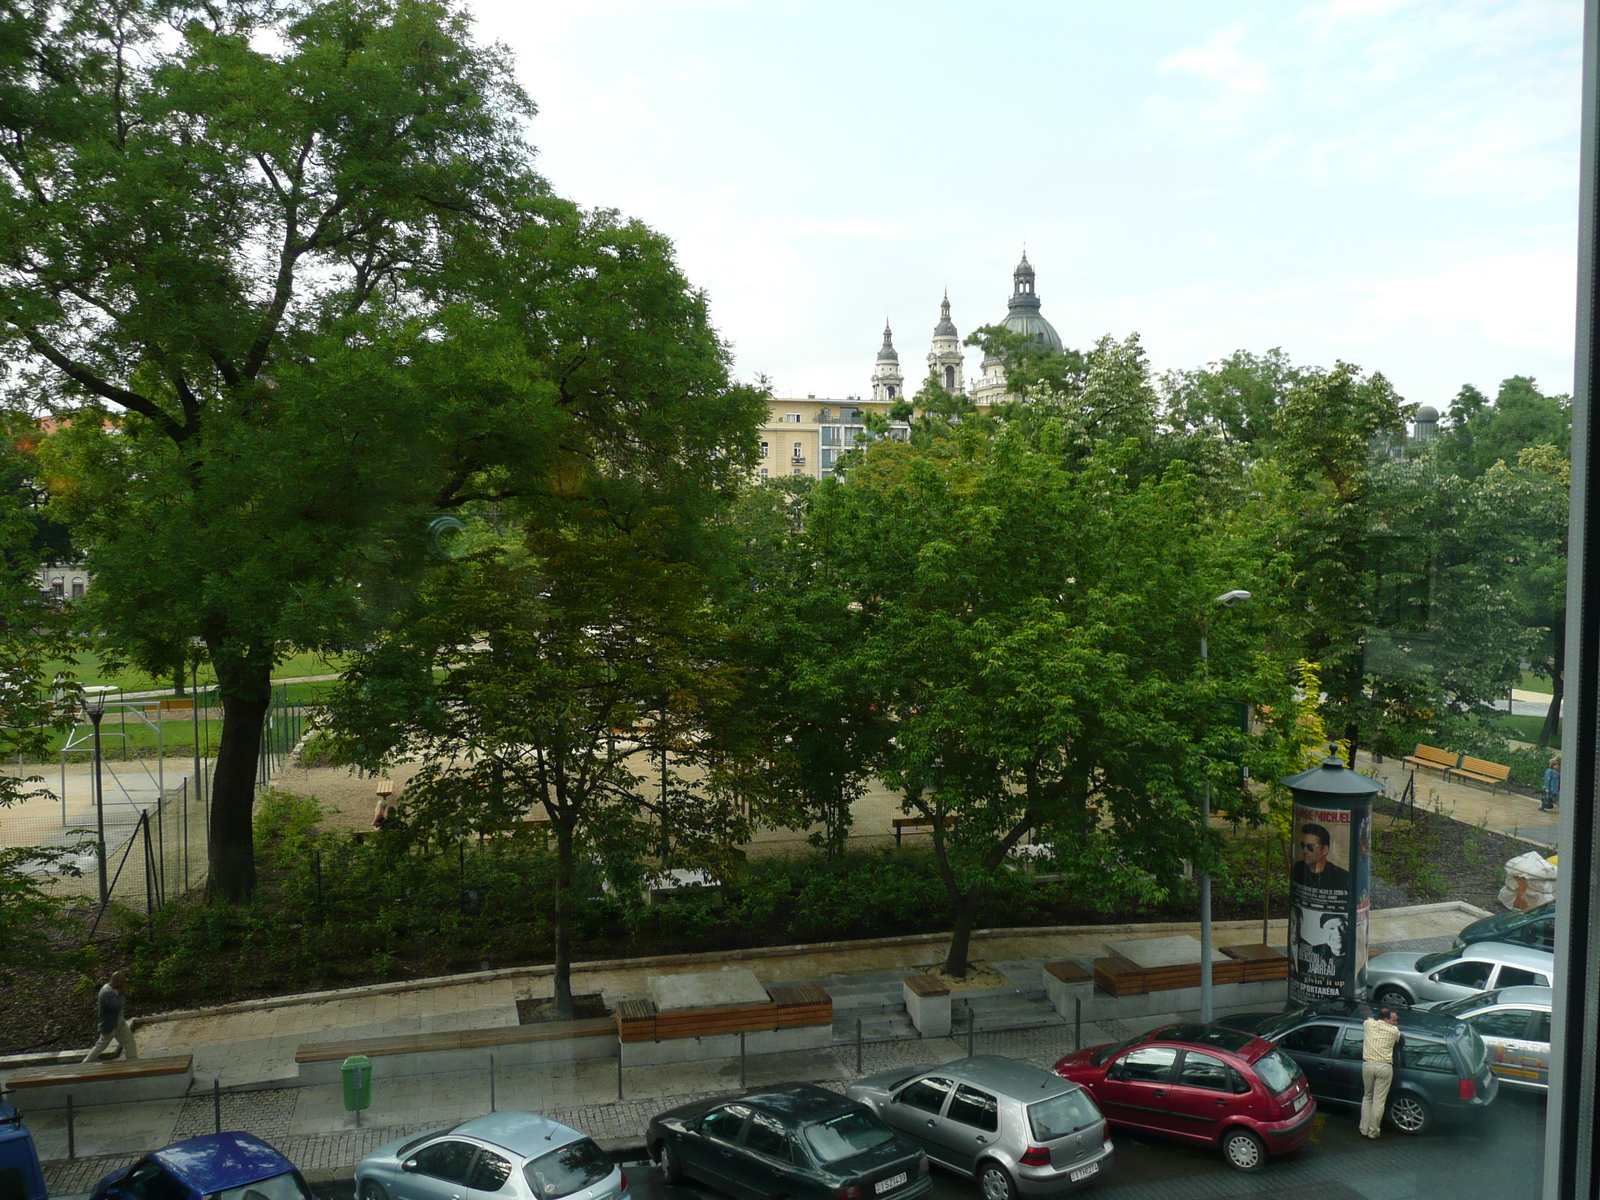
[83,971,137,1062]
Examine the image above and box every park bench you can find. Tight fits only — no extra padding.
[293,1018,615,1085]
[893,815,957,844]
[1402,744,1460,774]
[1220,943,1290,982]
[614,982,832,1065]
[1092,951,1248,997]
[2,1054,193,1109]
[1448,755,1511,794]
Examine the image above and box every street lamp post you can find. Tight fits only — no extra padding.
[87,689,107,906]
[1200,589,1252,1024]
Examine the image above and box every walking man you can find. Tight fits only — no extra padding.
[83,970,137,1063]
[1360,1006,1402,1138]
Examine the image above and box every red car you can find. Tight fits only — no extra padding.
[1052,1023,1316,1172]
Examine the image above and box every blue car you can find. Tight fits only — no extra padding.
[0,1101,47,1200]
[91,1133,312,1200]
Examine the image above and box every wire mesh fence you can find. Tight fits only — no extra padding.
[7,688,307,920]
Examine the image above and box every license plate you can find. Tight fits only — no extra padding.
[1293,1091,1309,1112]
[874,1174,907,1194]
[1069,1164,1098,1183]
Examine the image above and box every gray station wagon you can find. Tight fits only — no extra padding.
[846,1056,1112,1200]
[1425,986,1553,1092]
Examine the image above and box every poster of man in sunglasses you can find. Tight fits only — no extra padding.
[1289,805,1367,1002]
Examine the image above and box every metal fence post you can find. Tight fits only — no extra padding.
[1074,997,1082,1053]
[855,1017,862,1076]
[616,1052,623,1101]
[66,1094,75,1159]
[489,1054,496,1113]
[213,1077,221,1133]
[740,1031,747,1089]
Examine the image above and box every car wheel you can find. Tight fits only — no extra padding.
[360,1182,388,1200]
[979,1162,1016,1200]
[657,1141,684,1185]
[1386,1094,1433,1136]
[1221,1127,1267,1172]
[1372,985,1412,1009]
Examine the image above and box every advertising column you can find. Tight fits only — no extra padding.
[1281,752,1383,1005]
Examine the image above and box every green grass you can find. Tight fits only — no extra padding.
[39,649,348,694]
[1519,669,1554,694]
[1493,712,1561,749]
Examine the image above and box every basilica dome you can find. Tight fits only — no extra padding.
[1001,251,1063,353]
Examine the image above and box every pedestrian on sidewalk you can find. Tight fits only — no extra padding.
[83,970,138,1063]
[1359,1007,1402,1138]
[1541,757,1560,811]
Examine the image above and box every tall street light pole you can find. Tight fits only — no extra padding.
[1200,589,1252,1024]
[87,689,108,906]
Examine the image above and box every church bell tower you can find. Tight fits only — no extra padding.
[870,320,905,403]
[927,290,965,395]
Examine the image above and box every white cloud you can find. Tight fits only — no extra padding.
[1367,251,1576,352]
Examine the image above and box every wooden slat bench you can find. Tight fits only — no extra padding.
[1402,744,1460,774]
[893,816,956,844]
[1220,944,1290,982]
[1045,960,1093,986]
[1448,755,1511,794]
[293,1018,614,1084]
[3,1055,193,1109]
[767,982,834,1029]
[1093,953,1248,997]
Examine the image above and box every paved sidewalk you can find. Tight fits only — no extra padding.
[1355,750,1560,849]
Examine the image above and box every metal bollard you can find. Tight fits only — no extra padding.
[740,1031,747,1089]
[213,1078,221,1134]
[967,1007,975,1058]
[855,1017,863,1076]
[616,1052,623,1101]
[1074,997,1082,1052]
[489,1054,496,1113]
[66,1095,75,1160]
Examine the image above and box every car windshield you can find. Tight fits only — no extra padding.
[523,1140,613,1199]
[1252,1048,1303,1095]
[1414,950,1459,973]
[213,1173,314,1200]
[1028,1090,1102,1140]
[1454,1028,1488,1075]
[1434,990,1503,1018]
[803,1111,895,1163]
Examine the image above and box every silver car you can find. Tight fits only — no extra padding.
[356,1113,628,1200]
[1365,941,1554,1010]
[1425,986,1553,1091]
[846,1056,1112,1200]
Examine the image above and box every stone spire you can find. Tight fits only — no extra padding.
[871,319,905,403]
[927,289,965,395]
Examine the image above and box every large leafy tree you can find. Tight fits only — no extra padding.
[751,412,1295,977]
[1433,376,1571,481]
[2,0,612,900]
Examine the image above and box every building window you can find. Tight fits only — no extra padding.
[821,448,837,469]
[51,580,63,598]
[821,426,839,447]
[760,441,769,458]
[759,468,768,480]
[887,386,896,399]
[793,441,803,461]
[792,468,802,476]
[785,413,801,423]
[71,579,85,599]
[944,365,955,390]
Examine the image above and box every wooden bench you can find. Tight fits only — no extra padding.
[1044,961,1093,986]
[1448,755,1511,794]
[893,816,956,844]
[3,1055,193,1109]
[1402,744,1460,774]
[1220,944,1290,982]
[1092,953,1247,997]
[293,1019,614,1084]
[615,988,834,1064]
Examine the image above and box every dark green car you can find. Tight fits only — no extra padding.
[1453,901,1554,952]
[648,1084,932,1200]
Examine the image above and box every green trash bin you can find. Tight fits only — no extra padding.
[342,1055,372,1124]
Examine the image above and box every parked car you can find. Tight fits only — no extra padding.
[1424,986,1553,1092]
[1219,1000,1499,1134]
[0,1101,46,1200]
[1453,901,1554,952]
[92,1133,311,1200]
[357,1113,628,1200]
[847,1055,1112,1198]
[648,1084,932,1200]
[1365,941,1554,1009]
[1050,1024,1313,1172]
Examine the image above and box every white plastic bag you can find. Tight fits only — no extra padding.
[1501,851,1558,911]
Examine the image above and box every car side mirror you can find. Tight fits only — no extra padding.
[401,1160,419,1174]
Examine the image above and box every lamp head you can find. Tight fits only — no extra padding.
[1215,589,1253,608]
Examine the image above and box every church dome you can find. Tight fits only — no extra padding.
[999,253,1061,353]
[876,321,899,361]
[933,291,958,338]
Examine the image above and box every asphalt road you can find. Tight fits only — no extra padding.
[307,1091,1546,1200]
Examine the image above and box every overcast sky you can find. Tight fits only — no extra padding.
[467,0,1581,409]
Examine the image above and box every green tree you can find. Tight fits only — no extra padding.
[1162,348,1309,449]
[1433,377,1571,481]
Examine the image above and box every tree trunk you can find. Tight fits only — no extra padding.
[1539,627,1564,750]
[1343,721,1360,769]
[173,667,186,697]
[552,825,575,1018]
[944,886,982,978]
[206,655,272,902]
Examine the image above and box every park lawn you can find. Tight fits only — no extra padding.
[38,649,347,694]
[1518,669,1555,694]
[1492,712,1562,750]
